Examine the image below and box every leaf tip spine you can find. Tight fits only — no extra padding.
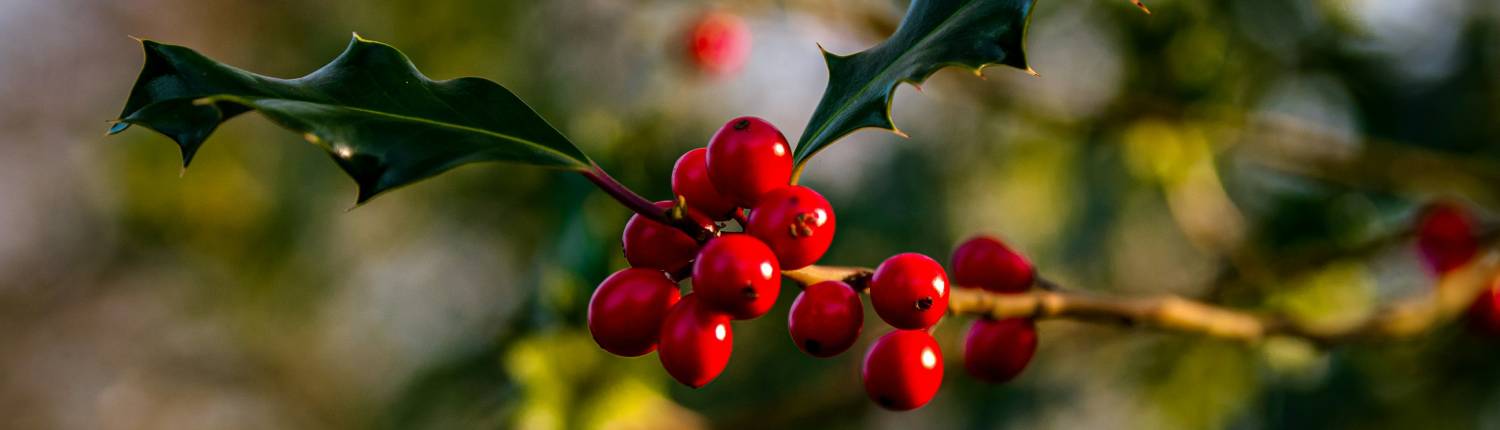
[353,189,378,208]
[106,121,129,136]
[179,150,196,170]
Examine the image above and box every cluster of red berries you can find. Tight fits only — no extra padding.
[1415,202,1500,335]
[587,116,1050,409]
[855,236,1042,410]
[589,117,836,388]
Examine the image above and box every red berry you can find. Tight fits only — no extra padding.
[693,235,781,320]
[1417,202,1478,274]
[746,185,836,270]
[623,201,712,275]
[870,253,950,330]
[706,117,792,208]
[685,10,750,76]
[950,235,1034,293]
[862,329,944,411]
[1467,280,1500,336]
[673,148,738,220]
[658,294,734,388]
[963,318,1038,383]
[588,268,682,357]
[788,281,863,358]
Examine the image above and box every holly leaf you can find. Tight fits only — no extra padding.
[793,0,1037,166]
[110,34,591,203]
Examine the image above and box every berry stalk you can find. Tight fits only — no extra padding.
[581,164,715,242]
[788,161,807,186]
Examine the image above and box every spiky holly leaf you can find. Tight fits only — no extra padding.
[110,34,590,203]
[793,0,1037,167]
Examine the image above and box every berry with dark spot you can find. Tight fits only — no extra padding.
[870,253,950,330]
[706,116,792,208]
[692,234,781,320]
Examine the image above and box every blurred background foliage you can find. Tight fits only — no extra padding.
[1,0,1499,428]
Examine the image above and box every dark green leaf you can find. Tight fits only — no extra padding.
[794,0,1036,166]
[110,34,591,203]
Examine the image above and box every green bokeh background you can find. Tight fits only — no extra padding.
[1,0,1498,428]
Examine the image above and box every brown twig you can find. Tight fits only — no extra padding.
[781,250,1500,344]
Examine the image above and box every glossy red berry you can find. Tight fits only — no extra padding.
[706,117,792,208]
[870,253,950,330]
[951,235,1034,293]
[963,318,1038,383]
[1417,202,1478,274]
[672,148,737,220]
[685,10,750,76]
[623,201,713,275]
[693,235,781,320]
[746,185,835,270]
[588,268,682,357]
[658,294,734,388]
[862,329,944,411]
[788,281,863,358]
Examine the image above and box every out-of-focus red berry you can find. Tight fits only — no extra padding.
[1417,202,1478,274]
[950,235,1034,293]
[685,10,751,76]
[963,318,1038,383]
[1467,281,1500,336]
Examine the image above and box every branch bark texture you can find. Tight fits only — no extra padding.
[783,250,1500,344]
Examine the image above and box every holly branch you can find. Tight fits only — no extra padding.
[784,250,1500,345]
[106,0,1500,412]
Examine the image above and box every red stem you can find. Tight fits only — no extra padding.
[580,164,715,242]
